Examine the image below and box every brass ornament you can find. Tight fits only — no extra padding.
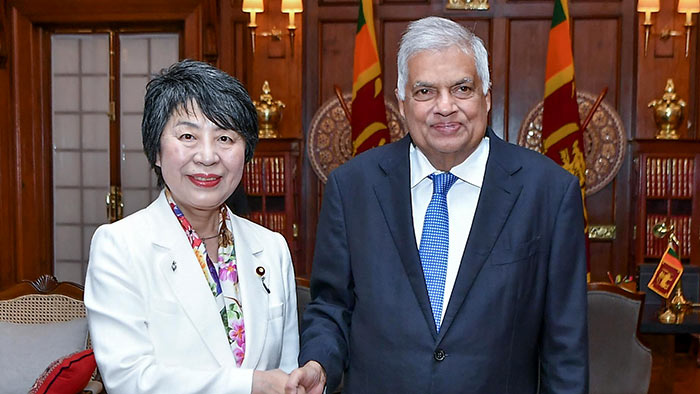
[669,285,691,314]
[254,81,286,139]
[588,225,616,241]
[307,93,407,184]
[446,0,489,10]
[648,79,686,140]
[651,222,679,244]
[517,92,627,196]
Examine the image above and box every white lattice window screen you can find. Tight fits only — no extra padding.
[51,34,110,285]
[51,33,179,285]
[120,34,179,216]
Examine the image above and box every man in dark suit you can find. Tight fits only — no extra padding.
[286,16,588,394]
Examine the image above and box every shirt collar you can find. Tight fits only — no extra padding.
[409,136,490,188]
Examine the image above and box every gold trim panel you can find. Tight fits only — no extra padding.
[446,0,489,10]
[588,225,616,241]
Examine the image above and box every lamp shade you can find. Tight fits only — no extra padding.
[282,0,303,13]
[636,0,659,12]
[678,0,700,13]
[242,0,264,13]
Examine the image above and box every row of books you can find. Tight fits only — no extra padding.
[645,157,695,198]
[243,156,287,195]
[645,214,692,258]
[247,211,287,234]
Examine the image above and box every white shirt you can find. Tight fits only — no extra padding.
[410,137,490,321]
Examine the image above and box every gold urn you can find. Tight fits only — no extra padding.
[648,79,686,140]
[253,81,285,139]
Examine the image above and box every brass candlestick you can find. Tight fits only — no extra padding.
[648,79,686,140]
[253,81,285,139]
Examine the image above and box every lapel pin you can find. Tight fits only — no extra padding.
[256,266,270,294]
[171,261,177,272]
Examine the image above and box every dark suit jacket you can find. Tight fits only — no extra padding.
[299,128,589,394]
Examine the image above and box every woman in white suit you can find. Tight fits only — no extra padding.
[84,60,298,394]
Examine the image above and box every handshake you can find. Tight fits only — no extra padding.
[253,361,327,394]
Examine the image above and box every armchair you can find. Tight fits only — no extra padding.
[0,275,102,394]
[587,282,652,394]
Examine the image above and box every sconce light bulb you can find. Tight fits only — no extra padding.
[249,11,258,28]
[287,12,297,30]
[685,12,694,27]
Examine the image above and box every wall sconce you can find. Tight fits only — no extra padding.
[637,0,700,58]
[242,0,264,53]
[242,0,303,56]
[637,0,659,56]
[281,0,303,56]
[678,0,700,58]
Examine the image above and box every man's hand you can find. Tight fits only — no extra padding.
[285,360,326,394]
[252,369,289,394]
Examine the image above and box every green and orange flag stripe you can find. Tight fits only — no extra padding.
[351,0,390,156]
[542,0,589,271]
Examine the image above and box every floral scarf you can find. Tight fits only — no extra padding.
[165,189,246,366]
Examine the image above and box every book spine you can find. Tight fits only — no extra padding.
[279,157,286,194]
[274,157,280,194]
[645,158,651,197]
[254,158,262,194]
[686,158,693,197]
[671,158,677,197]
[661,158,667,196]
[649,158,656,197]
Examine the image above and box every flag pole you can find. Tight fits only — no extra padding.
[579,87,608,132]
[333,84,352,124]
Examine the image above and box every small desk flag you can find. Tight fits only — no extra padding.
[648,242,684,299]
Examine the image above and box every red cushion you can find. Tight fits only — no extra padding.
[29,349,96,394]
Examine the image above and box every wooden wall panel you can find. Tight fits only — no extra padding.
[572,16,620,228]
[319,21,356,104]
[10,0,202,23]
[11,11,53,284]
[383,20,410,106]
[572,18,619,106]
[506,19,548,142]
[0,58,15,289]
[231,22,249,83]
[319,0,357,6]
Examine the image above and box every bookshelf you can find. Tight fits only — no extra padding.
[243,138,301,267]
[632,140,700,266]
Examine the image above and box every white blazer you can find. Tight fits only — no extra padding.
[84,191,299,394]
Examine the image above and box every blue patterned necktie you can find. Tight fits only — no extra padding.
[419,172,458,332]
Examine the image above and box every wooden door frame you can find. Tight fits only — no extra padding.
[2,0,206,288]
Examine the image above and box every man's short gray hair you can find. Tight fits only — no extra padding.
[396,16,490,100]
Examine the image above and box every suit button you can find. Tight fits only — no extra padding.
[434,349,446,361]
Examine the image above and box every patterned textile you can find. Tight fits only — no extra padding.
[165,190,246,366]
[419,172,458,332]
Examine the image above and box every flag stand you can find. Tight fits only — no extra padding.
[658,282,692,324]
[649,222,692,324]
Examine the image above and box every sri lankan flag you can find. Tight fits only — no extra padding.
[648,242,684,299]
[542,0,589,260]
[351,0,390,156]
